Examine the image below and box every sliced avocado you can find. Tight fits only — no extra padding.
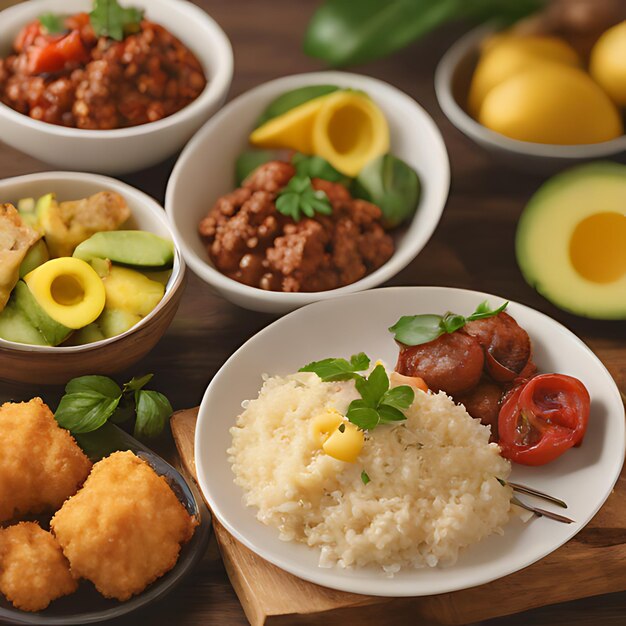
[0,296,47,345]
[12,281,72,345]
[19,240,50,278]
[98,308,142,339]
[143,269,173,286]
[516,162,626,320]
[73,231,174,268]
[67,322,106,346]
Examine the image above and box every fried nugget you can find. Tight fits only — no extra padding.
[0,522,78,611]
[51,451,197,601]
[0,398,92,522]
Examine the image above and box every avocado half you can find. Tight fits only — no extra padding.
[516,162,626,320]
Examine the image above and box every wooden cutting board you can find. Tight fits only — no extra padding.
[171,407,626,626]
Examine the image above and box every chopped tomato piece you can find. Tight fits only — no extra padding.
[27,30,88,75]
[15,21,42,52]
[498,374,590,466]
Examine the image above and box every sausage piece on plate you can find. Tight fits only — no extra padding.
[396,332,484,395]
[455,381,504,440]
[463,312,531,379]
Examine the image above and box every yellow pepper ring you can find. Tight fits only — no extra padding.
[24,258,106,329]
[312,91,390,177]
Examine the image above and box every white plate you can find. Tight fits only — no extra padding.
[195,287,625,597]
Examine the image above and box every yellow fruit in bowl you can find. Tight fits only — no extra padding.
[479,63,624,144]
[590,21,626,107]
[468,35,580,116]
[23,257,106,329]
[102,266,165,318]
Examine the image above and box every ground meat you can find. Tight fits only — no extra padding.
[199,161,395,293]
[463,312,532,378]
[396,333,485,396]
[0,18,206,129]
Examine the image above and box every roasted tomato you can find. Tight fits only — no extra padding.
[498,374,590,466]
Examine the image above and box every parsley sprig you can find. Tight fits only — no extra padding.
[389,300,508,347]
[55,373,172,440]
[90,0,144,41]
[276,175,333,222]
[39,13,67,34]
[300,353,415,431]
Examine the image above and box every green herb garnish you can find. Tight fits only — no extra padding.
[300,355,414,431]
[55,373,172,440]
[292,153,350,185]
[361,470,371,485]
[389,300,508,347]
[275,175,333,222]
[90,0,144,41]
[39,13,66,34]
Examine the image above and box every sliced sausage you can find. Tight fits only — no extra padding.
[463,312,531,379]
[455,380,504,440]
[396,332,484,395]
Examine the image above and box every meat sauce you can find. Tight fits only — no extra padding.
[0,15,206,129]
[396,312,536,439]
[198,161,395,293]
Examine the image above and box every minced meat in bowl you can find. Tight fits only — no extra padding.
[0,1,206,129]
[199,161,396,293]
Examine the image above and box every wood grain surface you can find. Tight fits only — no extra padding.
[0,1,624,625]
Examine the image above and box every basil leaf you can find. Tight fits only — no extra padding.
[467,300,509,321]
[66,375,122,399]
[123,374,153,394]
[292,153,349,185]
[361,470,371,485]
[381,385,414,411]
[90,0,144,41]
[235,150,278,186]
[368,364,389,403]
[134,390,172,440]
[354,376,377,408]
[346,399,379,430]
[377,404,407,423]
[255,85,340,128]
[441,312,466,334]
[39,13,66,34]
[388,314,443,346]
[55,392,120,434]
[352,154,420,228]
[300,354,369,381]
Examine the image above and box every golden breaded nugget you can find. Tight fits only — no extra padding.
[0,522,78,611]
[0,398,92,522]
[51,451,197,601]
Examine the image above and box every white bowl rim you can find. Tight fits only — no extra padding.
[0,0,234,139]
[194,284,626,597]
[434,24,626,159]
[0,171,185,354]
[166,70,451,306]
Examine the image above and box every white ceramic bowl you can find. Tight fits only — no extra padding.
[0,0,233,174]
[166,71,450,314]
[195,286,625,596]
[435,25,626,171]
[0,171,186,384]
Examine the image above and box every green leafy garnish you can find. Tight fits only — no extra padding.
[275,175,333,222]
[90,0,144,41]
[39,13,66,34]
[292,153,350,186]
[300,355,415,431]
[300,352,370,381]
[389,300,508,347]
[134,390,173,440]
[361,470,371,485]
[55,373,171,440]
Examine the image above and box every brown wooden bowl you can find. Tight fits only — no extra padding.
[0,172,187,385]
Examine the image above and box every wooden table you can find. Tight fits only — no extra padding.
[0,1,624,624]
